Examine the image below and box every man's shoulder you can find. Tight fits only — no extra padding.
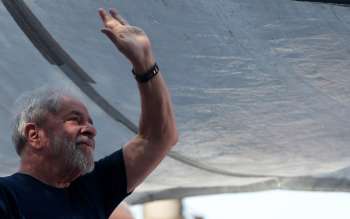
[0,175,23,219]
[0,174,23,198]
[0,174,17,188]
[0,173,30,194]
[0,175,18,205]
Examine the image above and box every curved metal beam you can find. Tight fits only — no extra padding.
[294,0,350,6]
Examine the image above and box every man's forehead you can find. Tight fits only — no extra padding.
[60,96,90,115]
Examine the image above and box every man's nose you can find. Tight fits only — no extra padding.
[81,123,97,139]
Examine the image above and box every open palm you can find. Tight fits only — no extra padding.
[99,8,155,74]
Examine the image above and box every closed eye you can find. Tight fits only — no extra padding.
[67,115,81,123]
[64,111,93,125]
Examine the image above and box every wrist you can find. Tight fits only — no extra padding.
[132,54,156,75]
[132,62,159,83]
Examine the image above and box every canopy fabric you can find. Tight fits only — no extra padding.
[1,0,350,204]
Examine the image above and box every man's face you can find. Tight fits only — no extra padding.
[42,96,97,175]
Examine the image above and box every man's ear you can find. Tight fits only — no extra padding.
[24,123,44,150]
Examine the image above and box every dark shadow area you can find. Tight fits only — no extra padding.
[294,0,350,6]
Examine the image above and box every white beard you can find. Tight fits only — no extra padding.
[50,132,95,175]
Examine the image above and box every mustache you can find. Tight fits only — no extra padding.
[75,136,95,149]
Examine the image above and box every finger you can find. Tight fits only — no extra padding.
[98,8,109,23]
[101,28,116,40]
[101,28,126,39]
[109,8,129,25]
[99,8,118,26]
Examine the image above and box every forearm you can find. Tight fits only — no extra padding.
[137,71,178,148]
[99,8,179,191]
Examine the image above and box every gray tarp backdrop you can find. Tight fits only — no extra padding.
[1,0,350,204]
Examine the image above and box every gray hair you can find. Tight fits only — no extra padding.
[11,88,72,156]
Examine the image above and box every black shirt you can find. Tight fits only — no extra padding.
[0,149,130,219]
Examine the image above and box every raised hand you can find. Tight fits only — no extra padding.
[99,8,155,74]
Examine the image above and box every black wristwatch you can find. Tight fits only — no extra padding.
[132,63,159,83]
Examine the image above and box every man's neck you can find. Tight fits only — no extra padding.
[19,169,72,188]
[19,154,80,188]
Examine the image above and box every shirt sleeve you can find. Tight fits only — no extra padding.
[93,148,131,216]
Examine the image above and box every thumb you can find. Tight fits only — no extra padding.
[101,28,123,49]
[101,28,115,41]
[101,28,123,51]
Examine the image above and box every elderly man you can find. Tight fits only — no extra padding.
[0,8,178,219]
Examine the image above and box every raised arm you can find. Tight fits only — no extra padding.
[99,8,178,193]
